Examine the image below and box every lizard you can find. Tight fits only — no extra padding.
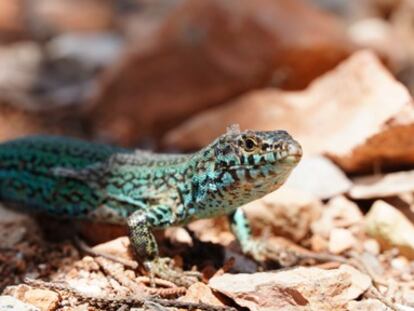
[0,125,302,285]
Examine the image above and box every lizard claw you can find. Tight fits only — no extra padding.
[145,257,201,287]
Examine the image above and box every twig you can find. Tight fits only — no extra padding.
[292,250,388,286]
[74,236,138,269]
[286,249,402,310]
[94,256,144,295]
[24,278,235,311]
[135,276,177,288]
[365,286,400,311]
[94,257,186,297]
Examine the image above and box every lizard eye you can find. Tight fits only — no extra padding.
[244,137,257,151]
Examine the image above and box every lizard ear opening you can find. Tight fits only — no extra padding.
[227,124,241,136]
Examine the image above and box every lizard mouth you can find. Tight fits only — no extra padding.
[279,140,302,163]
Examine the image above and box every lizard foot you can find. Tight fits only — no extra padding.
[144,257,201,287]
[244,240,299,268]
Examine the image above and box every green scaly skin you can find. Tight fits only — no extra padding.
[0,126,302,285]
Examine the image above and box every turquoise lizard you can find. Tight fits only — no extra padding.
[0,125,302,284]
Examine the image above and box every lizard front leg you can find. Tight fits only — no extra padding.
[127,208,199,286]
[229,208,297,266]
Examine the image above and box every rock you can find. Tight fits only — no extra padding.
[88,0,353,145]
[164,227,193,246]
[350,170,414,199]
[365,200,414,259]
[0,105,68,143]
[285,155,352,200]
[179,282,225,307]
[209,264,371,311]
[390,256,410,272]
[0,42,43,105]
[363,239,381,255]
[0,296,39,311]
[0,41,75,109]
[77,221,128,246]
[188,216,235,246]
[0,205,35,248]
[347,299,388,311]
[244,188,322,242]
[328,228,357,254]
[164,50,414,173]
[92,236,133,261]
[0,204,30,224]
[30,0,114,34]
[46,33,123,70]
[348,18,407,71]
[119,0,183,42]
[0,0,25,42]
[4,285,59,311]
[312,196,363,239]
[0,42,87,140]
[310,234,329,252]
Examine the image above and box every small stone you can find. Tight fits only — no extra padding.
[365,200,414,259]
[363,239,380,255]
[3,285,59,311]
[188,216,235,247]
[391,256,409,272]
[22,289,59,311]
[347,298,388,311]
[179,282,225,307]
[328,228,356,254]
[310,234,328,252]
[245,188,322,242]
[164,227,193,246]
[0,296,39,311]
[92,236,133,261]
[312,195,363,238]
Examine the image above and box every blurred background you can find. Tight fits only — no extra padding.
[1,0,413,164]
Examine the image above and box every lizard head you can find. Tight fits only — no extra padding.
[195,125,302,212]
